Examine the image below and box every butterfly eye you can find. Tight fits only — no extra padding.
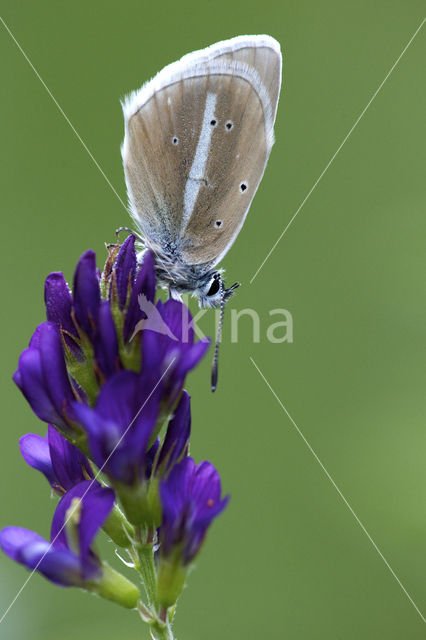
[206,278,220,297]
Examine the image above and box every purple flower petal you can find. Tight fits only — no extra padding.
[72,251,100,338]
[13,345,67,429]
[113,235,136,309]
[141,300,209,407]
[0,527,83,586]
[48,425,93,492]
[73,402,120,476]
[21,543,83,586]
[160,458,229,564]
[93,301,120,378]
[92,369,138,425]
[178,340,210,377]
[28,323,47,349]
[0,527,47,562]
[160,299,192,343]
[50,480,114,579]
[38,323,76,424]
[124,250,156,342]
[158,391,191,473]
[44,272,77,337]
[73,370,160,484]
[77,486,115,576]
[19,433,56,486]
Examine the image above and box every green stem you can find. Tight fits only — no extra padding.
[149,618,174,640]
[137,542,158,609]
[133,530,176,638]
[136,603,175,640]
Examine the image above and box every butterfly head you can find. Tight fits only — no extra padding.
[196,272,240,309]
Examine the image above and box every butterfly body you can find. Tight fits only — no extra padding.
[135,237,235,308]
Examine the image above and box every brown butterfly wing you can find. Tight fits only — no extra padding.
[203,36,282,122]
[122,36,281,266]
[123,77,206,245]
[179,72,271,265]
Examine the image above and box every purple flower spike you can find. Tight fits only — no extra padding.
[20,426,93,494]
[157,391,191,474]
[113,235,136,309]
[72,250,100,338]
[73,370,161,485]
[13,322,77,433]
[159,457,229,565]
[0,481,114,587]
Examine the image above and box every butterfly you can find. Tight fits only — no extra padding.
[120,35,282,389]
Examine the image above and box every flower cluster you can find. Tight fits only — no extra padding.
[1,238,228,639]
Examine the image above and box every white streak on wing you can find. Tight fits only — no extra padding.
[181,92,217,230]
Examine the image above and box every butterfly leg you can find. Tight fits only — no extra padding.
[115,226,146,245]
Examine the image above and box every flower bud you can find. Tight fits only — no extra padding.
[92,562,140,609]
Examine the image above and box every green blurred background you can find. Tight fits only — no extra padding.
[1,1,425,638]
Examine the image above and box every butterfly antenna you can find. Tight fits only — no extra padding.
[211,276,225,392]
